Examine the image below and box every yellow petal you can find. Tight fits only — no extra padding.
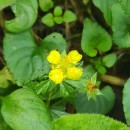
[67,50,82,64]
[67,67,83,80]
[47,50,61,64]
[49,69,64,84]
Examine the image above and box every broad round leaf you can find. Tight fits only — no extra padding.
[1,88,51,130]
[92,0,118,25]
[3,31,49,85]
[123,78,130,125]
[112,4,130,48]
[4,0,38,33]
[73,86,115,114]
[81,18,112,57]
[52,114,130,130]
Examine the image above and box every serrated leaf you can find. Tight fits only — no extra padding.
[103,53,117,68]
[52,114,130,130]
[63,10,77,22]
[92,0,118,25]
[119,0,130,17]
[3,31,49,85]
[4,31,66,85]
[81,18,112,57]
[39,0,53,12]
[112,4,130,48]
[123,78,130,125]
[73,86,115,114]
[0,0,15,11]
[4,0,38,33]
[41,33,67,52]
[41,13,54,27]
[1,88,51,130]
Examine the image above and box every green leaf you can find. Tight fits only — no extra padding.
[52,114,130,130]
[119,0,130,17]
[112,4,130,48]
[54,6,63,16]
[92,0,118,25]
[0,111,12,130]
[1,88,51,130]
[73,86,115,114]
[39,0,53,12]
[41,33,67,52]
[63,10,77,22]
[81,18,112,57]
[54,17,63,24]
[123,78,130,125]
[0,67,15,88]
[4,0,38,33]
[3,31,49,85]
[103,53,117,68]
[41,13,55,27]
[0,0,16,11]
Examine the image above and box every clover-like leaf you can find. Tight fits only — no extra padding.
[112,4,130,48]
[123,78,130,125]
[1,88,51,130]
[81,18,112,57]
[41,13,55,27]
[39,0,53,12]
[52,114,130,130]
[73,86,115,114]
[63,10,77,22]
[3,0,38,33]
[92,0,118,25]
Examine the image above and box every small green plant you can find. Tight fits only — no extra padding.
[0,0,130,130]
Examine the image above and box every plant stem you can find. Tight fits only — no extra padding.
[101,74,126,87]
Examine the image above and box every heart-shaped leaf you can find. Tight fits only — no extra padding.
[81,18,112,57]
[52,114,130,130]
[3,0,38,33]
[112,4,130,48]
[1,88,51,130]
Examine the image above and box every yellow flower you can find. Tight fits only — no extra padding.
[67,67,83,80]
[47,50,83,84]
[47,50,61,64]
[67,50,82,64]
[49,69,64,84]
